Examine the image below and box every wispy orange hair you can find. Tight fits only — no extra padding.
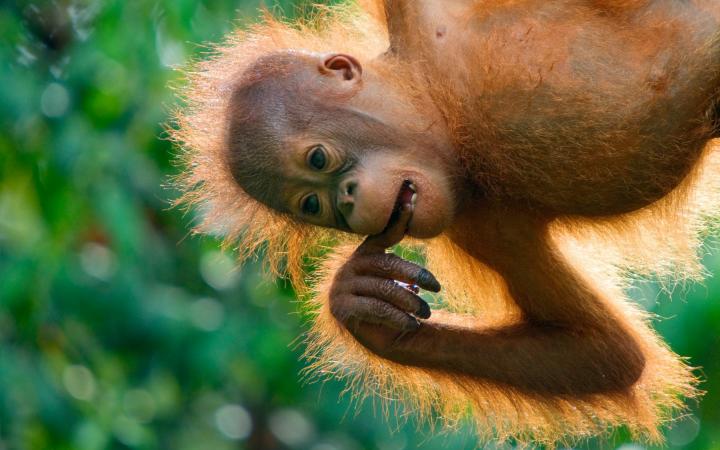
[169,1,720,446]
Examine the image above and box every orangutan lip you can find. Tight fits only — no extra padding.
[395,179,417,211]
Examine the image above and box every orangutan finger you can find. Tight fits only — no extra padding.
[345,296,420,331]
[351,253,441,292]
[360,201,413,251]
[350,277,431,319]
[330,293,418,330]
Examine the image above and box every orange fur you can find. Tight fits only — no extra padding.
[169,2,720,446]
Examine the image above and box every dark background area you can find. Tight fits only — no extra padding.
[1,1,719,449]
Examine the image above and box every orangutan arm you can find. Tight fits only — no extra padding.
[359,317,645,395]
[357,0,421,53]
[329,206,646,396]
[363,246,646,395]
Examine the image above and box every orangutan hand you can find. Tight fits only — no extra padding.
[328,201,441,352]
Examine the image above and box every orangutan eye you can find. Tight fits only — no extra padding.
[308,145,327,170]
[301,194,320,215]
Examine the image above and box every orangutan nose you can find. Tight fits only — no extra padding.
[337,179,357,216]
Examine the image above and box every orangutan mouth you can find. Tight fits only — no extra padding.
[395,179,417,211]
[384,179,417,232]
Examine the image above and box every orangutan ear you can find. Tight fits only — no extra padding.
[320,53,363,82]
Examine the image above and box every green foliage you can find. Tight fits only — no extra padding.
[0,1,718,449]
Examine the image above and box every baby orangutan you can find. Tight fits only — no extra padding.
[173,0,720,446]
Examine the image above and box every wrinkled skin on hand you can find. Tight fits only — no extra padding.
[329,201,441,355]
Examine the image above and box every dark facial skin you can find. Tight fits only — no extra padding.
[263,52,459,239]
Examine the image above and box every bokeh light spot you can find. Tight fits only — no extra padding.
[63,365,96,401]
[268,408,315,447]
[123,389,156,424]
[189,297,224,331]
[40,82,70,118]
[80,242,117,281]
[199,250,240,290]
[666,414,700,447]
[312,444,340,450]
[311,434,362,450]
[376,433,408,450]
[214,404,252,440]
[616,444,645,450]
[74,421,108,449]
[155,23,185,68]
[113,416,146,447]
